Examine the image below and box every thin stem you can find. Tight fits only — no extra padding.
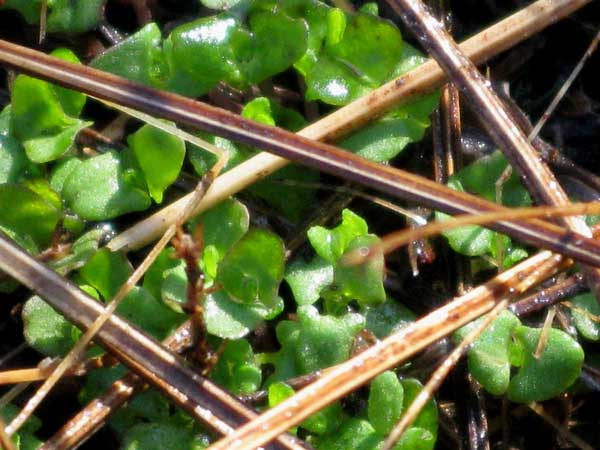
[344,201,600,265]
[528,29,600,140]
[510,273,586,317]
[0,415,16,450]
[527,403,594,450]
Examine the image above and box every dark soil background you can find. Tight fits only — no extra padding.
[0,1,599,449]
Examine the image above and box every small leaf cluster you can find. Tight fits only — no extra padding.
[268,373,437,450]
[0,0,103,33]
[455,310,584,402]
[436,151,531,268]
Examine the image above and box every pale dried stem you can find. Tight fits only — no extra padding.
[385,0,600,301]
[0,415,16,450]
[529,29,600,140]
[5,158,227,437]
[206,248,571,450]
[107,0,591,252]
[98,99,226,157]
[346,201,600,264]
[381,299,509,450]
[533,306,556,359]
[0,384,29,411]
[0,368,52,385]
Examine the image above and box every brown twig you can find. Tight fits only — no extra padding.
[384,0,600,302]
[0,233,305,450]
[3,41,599,268]
[42,319,191,450]
[0,3,593,264]
[527,403,594,450]
[206,248,570,450]
[381,300,509,450]
[510,273,586,317]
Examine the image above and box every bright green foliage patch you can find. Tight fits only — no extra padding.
[1,0,102,32]
[78,248,133,299]
[211,339,262,395]
[0,183,62,248]
[570,292,600,341]
[10,49,90,163]
[507,325,584,402]
[1,1,586,447]
[437,151,530,266]
[61,151,151,220]
[308,209,368,264]
[285,256,333,306]
[264,305,365,382]
[454,310,520,396]
[456,310,584,402]
[368,371,403,435]
[310,375,437,450]
[296,209,386,308]
[23,295,80,357]
[217,228,285,306]
[128,123,186,203]
[334,235,386,306]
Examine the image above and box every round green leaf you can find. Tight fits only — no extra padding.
[364,299,416,339]
[0,184,62,248]
[326,12,402,85]
[62,151,151,220]
[116,287,184,340]
[314,418,381,450]
[455,310,521,396]
[164,15,244,95]
[45,0,103,33]
[295,305,365,374]
[307,209,368,263]
[211,339,261,395]
[78,248,133,300]
[205,289,282,339]
[334,234,386,306]
[217,228,285,305]
[285,256,334,306]
[368,371,404,435]
[194,198,249,260]
[121,422,206,450]
[0,135,28,183]
[92,23,167,88]
[507,325,584,402]
[22,296,79,357]
[239,10,308,84]
[128,123,186,203]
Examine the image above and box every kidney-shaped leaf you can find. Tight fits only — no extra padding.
[507,325,584,403]
[128,123,186,203]
[217,228,285,306]
[455,310,521,396]
[62,151,150,220]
